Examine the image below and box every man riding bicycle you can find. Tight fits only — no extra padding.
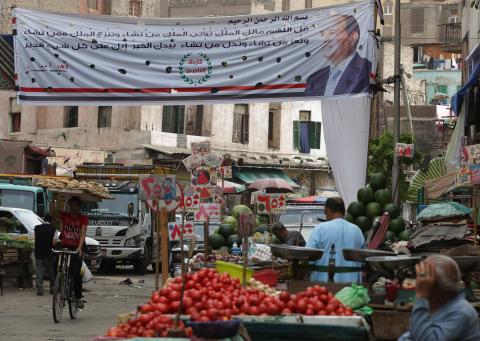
[56,196,88,309]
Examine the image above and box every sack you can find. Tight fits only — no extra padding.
[335,283,370,309]
[81,261,93,283]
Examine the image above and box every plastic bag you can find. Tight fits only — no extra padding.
[335,283,370,309]
[81,261,93,283]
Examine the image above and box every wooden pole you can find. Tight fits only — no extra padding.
[180,207,186,275]
[204,217,209,268]
[160,207,169,286]
[221,172,225,222]
[154,206,160,290]
[242,236,248,287]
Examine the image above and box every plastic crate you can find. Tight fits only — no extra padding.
[215,261,254,282]
[254,269,279,287]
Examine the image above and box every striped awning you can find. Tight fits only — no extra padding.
[0,34,14,89]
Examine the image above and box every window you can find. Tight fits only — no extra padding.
[36,192,46,218]
[293,120,321,153]
[87,0,98,9]
[411,8,424,33]
[299,110,311,121]
[305,0,312,9]
[282,0,290,12]
[268,104,281,149]
[413,46,423,63]
[268,112,274,142]
[162,106,185,134]
[98,106,112,128]
[64,106,78,128]
[0,211,27,234]
[232,104,249,144]
[9,97,21,133]
[185,105,204,136]
[129,0,142,17]
[383,0,392,15]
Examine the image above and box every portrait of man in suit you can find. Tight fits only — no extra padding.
[304,14,372,97]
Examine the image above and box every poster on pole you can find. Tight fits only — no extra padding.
[195,203,221,222]
[13,2,376,104]
[139,175,176,201]
[168,222,195,241]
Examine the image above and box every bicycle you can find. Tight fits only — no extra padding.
[51,248,80,323]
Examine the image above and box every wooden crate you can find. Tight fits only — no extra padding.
[371,309,410,340]
[0,248,18,263]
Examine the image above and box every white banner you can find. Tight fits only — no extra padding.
[13,2,376,105]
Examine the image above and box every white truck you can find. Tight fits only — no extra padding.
[75,164,173,275]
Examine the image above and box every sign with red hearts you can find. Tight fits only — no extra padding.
[146,181,183,212]
[255,193,285,214]
[168,222,195,241]
[184,186,200,212]
[195,203,221,222]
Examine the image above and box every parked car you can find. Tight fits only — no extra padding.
[0,206,102,268]
[278,205,326,241]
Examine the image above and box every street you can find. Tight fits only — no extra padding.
[0,270,156,341]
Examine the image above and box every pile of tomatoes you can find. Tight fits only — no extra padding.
[105,268,354,337]
[105,315,192,338]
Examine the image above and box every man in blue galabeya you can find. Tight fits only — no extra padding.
[304,14,371,97]
[307,197,365,283]
[398,254,480,341]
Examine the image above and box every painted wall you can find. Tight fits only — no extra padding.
[413,69,462,105]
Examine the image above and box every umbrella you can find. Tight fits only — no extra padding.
[248,178,295,193]
[217,180,246,194]
[290,196,327,204]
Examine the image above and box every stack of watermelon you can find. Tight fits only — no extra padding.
[345,173,410,243]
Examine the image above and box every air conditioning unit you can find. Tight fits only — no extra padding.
[448,16,460,24]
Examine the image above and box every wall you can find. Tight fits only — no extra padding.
[110,0,164,17]
[462,1,480,58]
[413,69,462,104]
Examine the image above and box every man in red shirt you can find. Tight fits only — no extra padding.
[59,196,88,309]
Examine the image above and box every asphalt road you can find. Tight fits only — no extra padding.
[0,269,157,341]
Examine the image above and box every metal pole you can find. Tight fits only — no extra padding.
[400,65,414,137]
[392,0,401,207]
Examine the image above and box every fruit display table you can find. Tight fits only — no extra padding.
[0,245,33,294]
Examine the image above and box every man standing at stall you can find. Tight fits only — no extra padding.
[34,213,56,296]
[306,197,365,283]
[58,196,88,309]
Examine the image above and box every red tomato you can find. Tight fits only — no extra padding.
[151,292,161,303]
[249,306,260,315]
[318,310,327,316]
[325,304,336,313]
[169,301,181,313]
[138,304,152,314]
[314,301,325,313]
[174,277,183,284]
[240,303,250,315]
[295,299,307,314]
[185,280,195,289]
[183,297,193,309]
[319,294,329,303]
[170,283,181,292]
[279,291,290,303]
[281,308,293,315]
[190,290,201,301]
[305,308,315,316]
[155,303,169,314]
[267,304,280,316]
[329,298,340,308]
[168,291,181,301]
[286,300,297,311]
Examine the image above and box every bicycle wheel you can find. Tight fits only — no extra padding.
[52,272,65,323]
[68,276,78,319]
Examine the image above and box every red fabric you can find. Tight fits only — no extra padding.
[60,212,88,249]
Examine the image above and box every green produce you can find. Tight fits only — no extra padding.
[384,231,397,243]
[226,234,242,247]
[383,203,399,219]
[347,201,366,218]
[389,218,405,235]
[255,225,270,234]
[374,189,392,207]
[355,216,371,232]
[218,246,231,253]
[271,236,282,244]
[209,233,226,250]
[344,213,355,224]
[369,173,387,191]
[231,205,253,219]
[255,217,261,226]
[357,187,374,205]
[224,216,238,228]
[365,202,382,218]
[218,224,236,238]
[398,230,412,241]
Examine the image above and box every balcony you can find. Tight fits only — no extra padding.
[441,23,462,53]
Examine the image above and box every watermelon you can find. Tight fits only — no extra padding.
[231,205,253,219]
[389,218,405,235]
[347,201,366,218]
[369,173,387,191]
[227,234,242,247]
[272,236,282,244]
[224,216,237,228]
[384,203,400,219]
[384,231,397,243]
[366,202,382,218]
[344,213,355,223]
[398,230,412,241]
[209,233,226,249]
[375,189,392,207]
[355,216,371,232]
[218,224,236,238]
[255,225,270,234]
[357,187,374,205]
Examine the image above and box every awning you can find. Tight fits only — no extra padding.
[0,34,14,89]
[217,180,246,194]
[451,62,480,115]
[289,196,327,204]
[233,167,299,187]
[143,144,191,155]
